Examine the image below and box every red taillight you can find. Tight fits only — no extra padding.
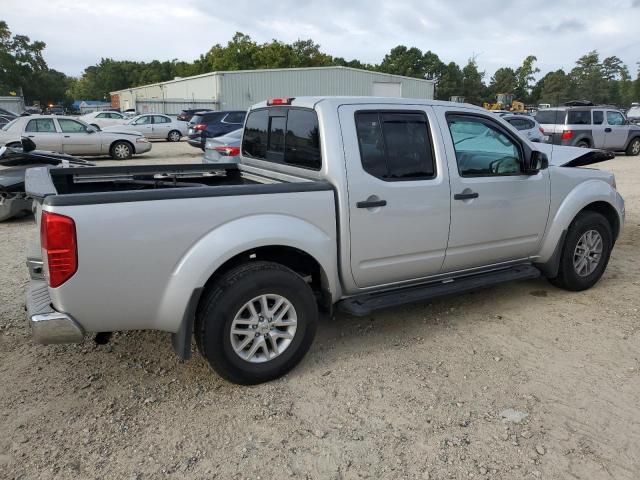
[193,123,206,131]
[41,211,77,288]
[267,97,294,106]
[561,130,573,140]
[539,127,545,134]
[213,146,240,156]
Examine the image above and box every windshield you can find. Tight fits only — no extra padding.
[535,110,566,125]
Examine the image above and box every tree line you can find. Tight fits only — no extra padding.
[1,22,639,108]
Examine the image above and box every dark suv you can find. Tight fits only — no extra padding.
[535,106,640,155]
[187,111,246,149]
[177,109,212,122]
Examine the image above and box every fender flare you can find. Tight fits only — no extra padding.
[535,179,621,266]
[156,213,338,335]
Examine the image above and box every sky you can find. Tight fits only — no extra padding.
[3,0,640,80]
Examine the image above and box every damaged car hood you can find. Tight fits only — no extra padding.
[535,143,615,168]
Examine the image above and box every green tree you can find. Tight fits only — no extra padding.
[461,58,485,105]
[514,55,539,102]
[488,67,517,97]
[435,62,463,101]
[538,69,574,105]
[570,50,607,103]
[379,46,425,78]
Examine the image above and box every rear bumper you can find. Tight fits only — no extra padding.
[26,280,84,344]
[134,141,152,154]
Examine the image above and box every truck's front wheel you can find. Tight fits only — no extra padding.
[548,211,612,291]
[196,261,318,385]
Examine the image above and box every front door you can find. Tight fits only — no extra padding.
[132,115,153,137]
[339,104,451,288]
[440,110,550,272]
[23,118,63,152]
[57,118,100,155]
[604,110,628,150]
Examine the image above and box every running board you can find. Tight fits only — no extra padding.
[337,265,540,317]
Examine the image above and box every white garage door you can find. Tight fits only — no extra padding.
[372,82,402,97]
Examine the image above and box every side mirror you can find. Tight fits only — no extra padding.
[526,150,548,174]
[86,126,97,134]
[21,137,37,152]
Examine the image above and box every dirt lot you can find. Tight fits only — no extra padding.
[1,141,639,480]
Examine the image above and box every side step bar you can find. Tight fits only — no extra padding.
[337,265,540,317]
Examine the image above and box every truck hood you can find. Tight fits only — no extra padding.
[535,143,615,168]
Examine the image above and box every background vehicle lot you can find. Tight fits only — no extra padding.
[1,141,639,479]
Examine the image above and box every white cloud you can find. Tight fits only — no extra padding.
[2,0,639,78]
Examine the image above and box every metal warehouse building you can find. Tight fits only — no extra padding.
[110,66,435,114]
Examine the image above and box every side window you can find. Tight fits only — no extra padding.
[243,109,268,158]
[242,108,321,170]
[606,111,624,126]
[355,111,435,181]
[447,115,522,177]
[136,116,151,125]
[593,111,604,125]
[152,115,168,124]
[58,119,88,133]
[285,109,321,170]
[25,118,56,133]
[96,113,109,118]
[507,118,527,130]
[224,112,246,124]
[567,110,591,125]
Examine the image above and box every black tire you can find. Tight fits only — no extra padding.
[110,141,133,160]
[548,211,612,291]
[576,140,590,148]
[195,261,318,385]
[626,137,640,156]
[167,130,181,142]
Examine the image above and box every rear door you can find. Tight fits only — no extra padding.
[57,118,101,155]
[23,118,63,152]
[339,104,451,288]
[591,110,606,148]
[604,110,628,150]
[439,109,550,272]
[152,115,172,138]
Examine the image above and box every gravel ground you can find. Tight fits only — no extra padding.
[1,141,639,479]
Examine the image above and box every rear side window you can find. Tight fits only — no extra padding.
[567,110,591,125]
[507,118,533,130]
[355,111,435,181]
[535,110,565,125]
[593,111,604,125]
[243,108,321,170]
[25,118,56,132]
[224,112,246,124]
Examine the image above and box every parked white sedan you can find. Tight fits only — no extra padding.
[104,114,188,142]
[0,115,151,159]
[79,111,129,129]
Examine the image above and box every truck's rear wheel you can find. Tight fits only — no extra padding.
[195,261,318,385]
[548,211,612,291]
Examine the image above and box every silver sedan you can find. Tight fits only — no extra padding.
[0,115,151,160]
[104,114,188,142]
[202,129,242,164]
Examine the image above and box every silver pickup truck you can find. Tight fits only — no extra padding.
[25,97,625,385]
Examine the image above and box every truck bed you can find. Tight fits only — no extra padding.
[27,163,331,206]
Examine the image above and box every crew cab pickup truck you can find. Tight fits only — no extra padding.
[25,97,625,385]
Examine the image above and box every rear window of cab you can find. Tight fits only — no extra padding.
[242,108,321,170]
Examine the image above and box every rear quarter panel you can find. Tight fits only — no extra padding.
[46,189,337,333]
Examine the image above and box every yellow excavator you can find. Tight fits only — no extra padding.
[483,93,525,112]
